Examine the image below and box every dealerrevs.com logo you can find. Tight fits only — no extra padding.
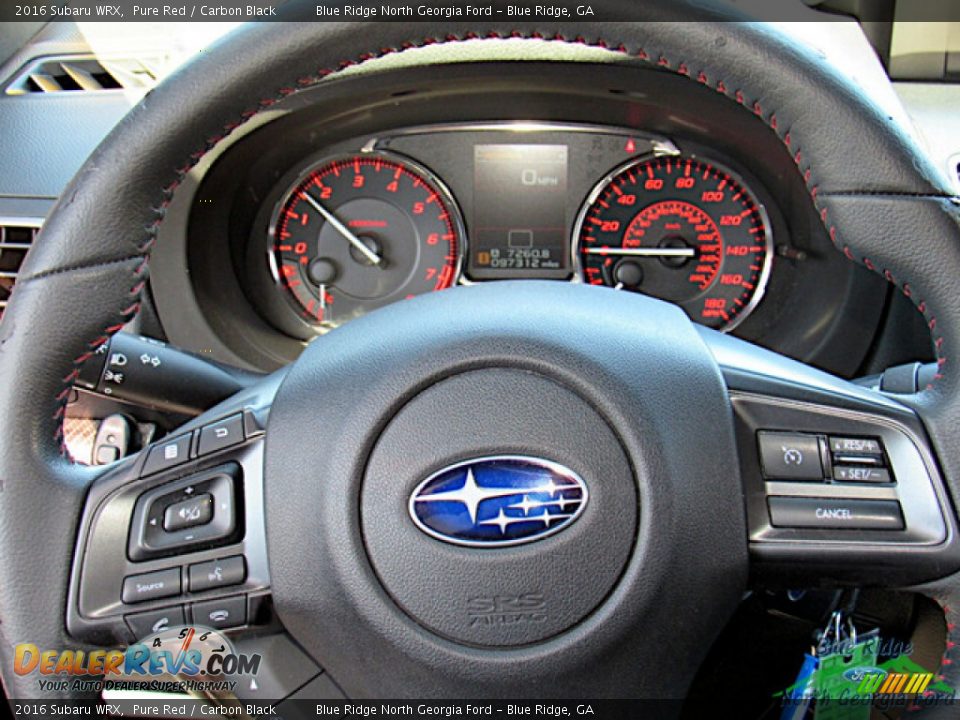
[14,625,260,694]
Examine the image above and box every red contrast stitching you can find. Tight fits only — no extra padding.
[51,30,950,460]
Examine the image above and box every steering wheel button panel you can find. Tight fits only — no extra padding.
[189,555,246,593]
[70,431,269,643]
[198,413,245,456]
[768,497,904,531]
[732,391,950,564]
[757,431,824,480]
[121,567,182,604]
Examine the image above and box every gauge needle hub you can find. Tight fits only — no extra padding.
[301,191,383,266]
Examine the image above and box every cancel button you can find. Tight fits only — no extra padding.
[768,497,904,530]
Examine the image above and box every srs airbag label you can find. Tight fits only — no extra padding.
[467,593,548,626]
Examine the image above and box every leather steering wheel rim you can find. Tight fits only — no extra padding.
[2,1,960,705]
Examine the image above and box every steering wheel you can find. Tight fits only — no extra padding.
[3,2,960,709]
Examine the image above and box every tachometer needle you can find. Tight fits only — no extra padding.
[583,247,697,258]
[300,192,383,266]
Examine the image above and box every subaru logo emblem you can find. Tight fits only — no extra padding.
[408,456,588,547]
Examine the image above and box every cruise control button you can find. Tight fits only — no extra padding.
[830,437,882,455]
[768,497,904,530]
[198,414,244,456]
[758,432,823,480]
[189,556,246,593]
[142,434,191,476]
[833,466,892,483]
[191,595,246,629]
[163,493,213,532]
[125,606,186,639]
[122,568,182,604]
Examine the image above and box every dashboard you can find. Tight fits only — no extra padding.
[0,23,948,398]
[148,60,911,378]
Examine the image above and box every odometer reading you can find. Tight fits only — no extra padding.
[469,144,570,279]
[575,155,772,330]
[269,154,463,329]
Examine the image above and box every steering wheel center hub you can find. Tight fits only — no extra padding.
[361,367,636,647]
[264,281,746,695]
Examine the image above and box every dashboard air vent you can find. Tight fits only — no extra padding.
[5,56,158,95]
[0,221,41,319]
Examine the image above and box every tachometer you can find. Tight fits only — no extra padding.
[269,153,463,329]
[574,155,772,330]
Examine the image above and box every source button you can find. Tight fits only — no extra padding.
[122,568,182,604]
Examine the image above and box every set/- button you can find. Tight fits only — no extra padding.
[834,466,891,483]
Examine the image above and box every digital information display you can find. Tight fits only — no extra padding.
[469,144,571,279]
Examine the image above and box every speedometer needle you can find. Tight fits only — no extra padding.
[300,191,383,266]
[583,247,697,258]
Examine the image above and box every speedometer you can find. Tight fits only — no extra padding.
[268,153,463,330]
[574,155,772,331]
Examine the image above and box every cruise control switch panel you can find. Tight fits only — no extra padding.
[732,393,952,583]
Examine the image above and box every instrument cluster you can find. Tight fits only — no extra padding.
[252,123,778,338]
